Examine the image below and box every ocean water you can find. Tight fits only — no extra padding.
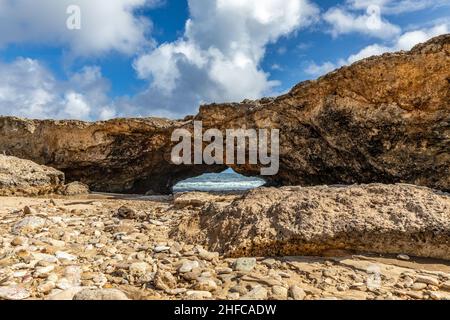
[173,170,266,193]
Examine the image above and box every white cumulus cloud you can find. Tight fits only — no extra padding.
[305,23,449,77]
[0,0,160,56]
[323,5,401,39]
[0,58,115,120]
[132,0,320,117]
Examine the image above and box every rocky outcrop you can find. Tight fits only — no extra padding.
[0,117,225,194]
[196,34,450,191]
[0,155,89,196]
[173,184,450,260]
[0,154,65,196]
[0,34,449,194]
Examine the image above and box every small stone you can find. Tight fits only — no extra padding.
[0,286,31,300]
[233,258,256,272]
[37,281,56,294]
[116,206,137,219]
[429,291,450,300]
[179,260,199,273]
[198,248,219,262]
[73,288,129,300]
[415,275,440,286]
[129,262,150,277]
[62,182,90,196]
[46,287,84,300]
[166,288,187,295]
[11,236,28,246]
[195,277,218,292]
[55,251,77,262]
[93,273,108,287]
[12,216,46,234]
[411,283,427,291]
[262,259,277,267]
[186,290,212,300]
[34,265,55,278]
[230,285,248,296]
[154,271,177,291]
[241,286,268,300]
[289,285,306,300]
[397,254,410,261]
[23,206,36,215]
[442,280,450,291]
[216,267,233,275]
[182,270,202,281]
[406,291,423,299]
[154,246,170,253]
[227,292,240,300]
[271,285,288,300]
[33,252,58,264]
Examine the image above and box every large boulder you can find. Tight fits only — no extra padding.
[173,184,450,260]
[0,34,449,194]
[0,154,65,196]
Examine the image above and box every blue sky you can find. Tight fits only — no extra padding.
[0,0,448,120]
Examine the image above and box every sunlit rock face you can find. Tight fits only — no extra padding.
[0,34,449,194]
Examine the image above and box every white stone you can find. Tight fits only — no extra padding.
[179,260,200,273]
[154,246,170,253]
[0,286,30,300]
[186,290,213,299]
[55,251,77,262]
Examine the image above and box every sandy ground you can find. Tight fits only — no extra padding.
[1,193,450,300]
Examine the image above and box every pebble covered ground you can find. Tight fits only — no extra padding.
[1,194,450,300]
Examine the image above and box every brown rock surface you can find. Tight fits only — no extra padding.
[0,117,225,194]
[0,154,64,196]
[196,34,450,191]
[0,34,449,194]
[173,184,450,260]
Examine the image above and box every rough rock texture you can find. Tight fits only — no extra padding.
[196,34,450,191]
[173,184,450,260]
[2,192,450,301]
[0,117,225,194]
[0,154,64,196]
[0,35,449,194]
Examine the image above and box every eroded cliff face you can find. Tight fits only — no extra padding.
[0,117,225,194]
[196,34,450,191]
[0,34,449,194]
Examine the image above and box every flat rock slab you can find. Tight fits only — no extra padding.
[174,184,450,260]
